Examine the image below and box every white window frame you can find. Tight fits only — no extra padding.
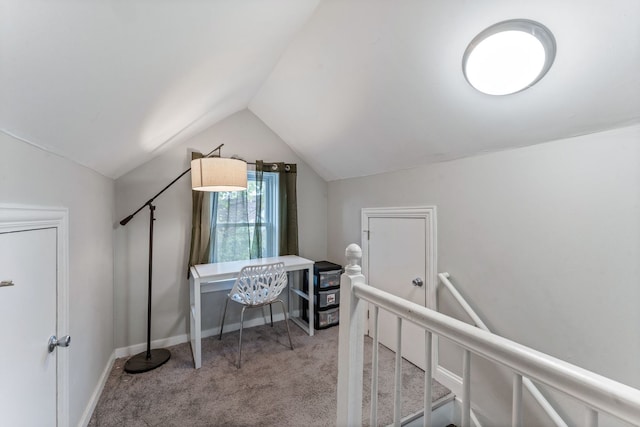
[210,170,279,260]
[255,170,279,257]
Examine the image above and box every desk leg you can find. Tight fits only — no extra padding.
[189,275,202,369]
[189,275,194,358]
[307,267,314,336]
[287,272,292,330]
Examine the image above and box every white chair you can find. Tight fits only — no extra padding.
[219,262,294,368]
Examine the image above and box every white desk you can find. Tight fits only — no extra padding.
[189,255,315,369]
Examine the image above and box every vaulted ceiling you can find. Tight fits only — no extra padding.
[2,0,639,181]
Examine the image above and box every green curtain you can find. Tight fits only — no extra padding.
[251,161,265,258]
[279,163,299,256]
[259,161,299,256]
[188,152,212,271]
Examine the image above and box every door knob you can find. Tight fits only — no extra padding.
[412,277,424,287]
[48,335,71,353]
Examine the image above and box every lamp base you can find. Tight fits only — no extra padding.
[124,348,171,374]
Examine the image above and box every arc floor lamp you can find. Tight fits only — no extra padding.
[120,144,247,373]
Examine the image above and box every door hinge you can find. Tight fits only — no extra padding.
[363,230,370,240]
[367,310,370,319]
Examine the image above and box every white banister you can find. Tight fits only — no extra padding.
[394,317,403,426]
[438,272,489,331]
[338,246,640,426]
[370,305,379,427]
[336,244,366,427]
[439,272,568,427]
[524,377,567,427]
[513,373,523,427]
[462,349,471,427]
[423,330,433,427]
[350,271,640,426]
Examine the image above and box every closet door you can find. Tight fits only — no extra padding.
[363,207,436,371]
[0,227,58,426]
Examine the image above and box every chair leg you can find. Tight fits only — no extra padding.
[219,298,230,340]
[238,306,247,369]
[276,299,294,351]
[269,303,274,327]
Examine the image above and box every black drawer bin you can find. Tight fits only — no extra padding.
[306,307,340,329]
[315,288,340,309]
[302,305,340,329]
[303,261,343,293]
[316,269,341,289]
[314,307,339,329]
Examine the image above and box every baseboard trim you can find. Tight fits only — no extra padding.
[433,365,484,427]
[402,393,457,427]
[115,334,189,359]
[79,350,115,427]
[450,396,484,427]
[114,311,296,359]
[435,365,463,396]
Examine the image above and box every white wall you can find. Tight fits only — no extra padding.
[114,109,328,349]
[327,124,640,426]
[0,131,115,426]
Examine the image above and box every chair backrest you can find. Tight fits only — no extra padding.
[230,262,288,305]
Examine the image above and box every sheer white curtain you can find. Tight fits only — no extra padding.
[209,170,265,262]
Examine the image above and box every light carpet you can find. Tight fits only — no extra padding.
[89,322,450,426]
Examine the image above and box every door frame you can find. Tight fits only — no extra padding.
[361,206,438,371]
[0,204,69,427]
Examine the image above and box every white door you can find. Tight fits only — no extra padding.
[363,207,436,371]
[0,227,58,426]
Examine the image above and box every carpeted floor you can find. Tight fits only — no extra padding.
[89,322,450,426]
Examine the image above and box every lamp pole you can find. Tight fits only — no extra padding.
[119,144,223,374]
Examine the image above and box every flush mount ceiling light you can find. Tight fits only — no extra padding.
[463,19,556,95]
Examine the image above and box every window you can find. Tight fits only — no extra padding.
[209,170,279,262]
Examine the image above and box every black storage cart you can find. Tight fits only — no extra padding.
[302,261,343,329]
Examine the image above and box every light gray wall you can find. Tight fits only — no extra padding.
[0,131,115,426]
[114,109,328,349]
[327,124,640,426]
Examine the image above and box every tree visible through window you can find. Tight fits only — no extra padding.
[210,171,278,262]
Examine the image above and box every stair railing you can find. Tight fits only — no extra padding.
[336,244,640,427]
[438,272,567,427]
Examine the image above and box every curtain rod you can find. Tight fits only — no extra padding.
[243,161,295,165]
[242,161,295,166]
[244,161,296,172]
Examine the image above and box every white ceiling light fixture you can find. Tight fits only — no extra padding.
[463,19,556,96]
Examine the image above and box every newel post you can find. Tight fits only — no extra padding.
[336,243,366,427]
